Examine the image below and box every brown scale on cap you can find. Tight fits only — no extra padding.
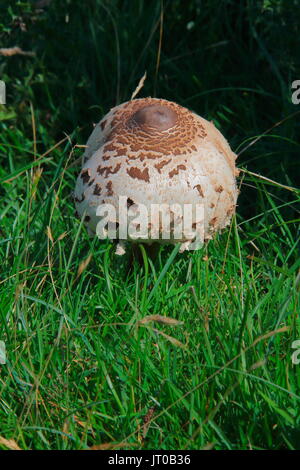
[127,198,135,208]
[209,217,218,226]
[75,194,85,203]
[100,120,107,130]
[127,166,150,182]
[93,183,102,196]
[97,163,121,178]
[102,98,207,160]
[194,184,205,198]
[154,159,171,173]
[169,164,187,178]
[80,168,91,184]
[106,181,113,196]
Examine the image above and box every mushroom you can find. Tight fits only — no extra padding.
[74,97,239,254]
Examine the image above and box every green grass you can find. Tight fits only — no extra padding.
[0,0,300,450]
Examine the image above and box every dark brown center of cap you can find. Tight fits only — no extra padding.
[131,104,177,131]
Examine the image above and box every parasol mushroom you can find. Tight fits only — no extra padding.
[74,97,239,254]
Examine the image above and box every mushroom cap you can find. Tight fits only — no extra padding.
[74,97,239,251]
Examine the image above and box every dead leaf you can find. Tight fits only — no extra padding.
[152,328,187,349]
[62,420,69,441]
[0,436,21,450]
[57,231,68,241]
[139,315,183,326]
[130,71,147,100]
[46,226,54,243]
[0,47,35,57]
[142,407,156,439]
[76,254,92,278]
[89,442,138,450]
[201,442,215,450]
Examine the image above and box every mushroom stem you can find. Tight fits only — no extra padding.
[144,242,160,261]
[128,243,160,271]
